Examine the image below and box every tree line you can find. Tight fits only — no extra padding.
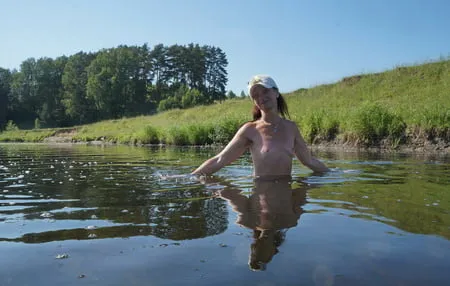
[0,43,231,130]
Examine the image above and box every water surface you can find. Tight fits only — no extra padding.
[0,143,449,286]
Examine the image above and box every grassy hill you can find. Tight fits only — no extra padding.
[1,58,449,149]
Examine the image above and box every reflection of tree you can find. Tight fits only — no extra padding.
[218,177,312,271]
[1,195,228,243]
[1,144,229,243]
[149,198,228,240]
[2,144,449,245]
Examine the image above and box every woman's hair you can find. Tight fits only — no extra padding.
[248,229,286,271]
[252,89,290,121]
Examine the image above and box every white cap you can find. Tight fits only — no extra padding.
[247,75,279,96]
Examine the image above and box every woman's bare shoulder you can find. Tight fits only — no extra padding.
[283,119,299,129]
[240,121,257,130]
[234,121,257,138]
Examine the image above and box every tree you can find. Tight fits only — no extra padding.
[8,58,39,126]
[182,87,208,108]
[62,51,97,125]
[240,90,247,98]
[203,46,228,102]
[148,44,170,105]
[0,68,11,129]
[3,42,229,128]
[34,56,68,127]
[227,90,236,99]
[86,45,149,119]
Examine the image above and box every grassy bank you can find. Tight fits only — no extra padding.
[1,59,449,148]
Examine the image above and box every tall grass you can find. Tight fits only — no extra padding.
[1,58,449,146]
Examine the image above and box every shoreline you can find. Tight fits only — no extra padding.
[1,135,448,156]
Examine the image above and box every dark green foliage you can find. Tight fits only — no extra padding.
[34,118,41,129]
[141,125,159,144]
[165,126,190,145]
[187,125,214,145]
[209,119,242,144]
[61,52,97,125]
[86,45,150,119]
[300,110,339,143]
[2,43,229,129]
[420,106,450,140]
[227,90,236,99]
[0,68,11,130]
[5,120,19,131]
[349,102,406,144]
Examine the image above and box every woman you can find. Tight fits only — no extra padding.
[192,75,329,176]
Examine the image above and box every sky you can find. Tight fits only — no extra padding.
[1,0,449,94]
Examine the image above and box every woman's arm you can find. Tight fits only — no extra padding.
[293,123,329,173]
[191,123,251,176]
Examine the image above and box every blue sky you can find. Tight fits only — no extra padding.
[1,0,449,94]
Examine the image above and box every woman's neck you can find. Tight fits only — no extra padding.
[260,111,281,124]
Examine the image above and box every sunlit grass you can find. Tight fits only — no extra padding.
[1,58,449,146]
[0,129,56,142]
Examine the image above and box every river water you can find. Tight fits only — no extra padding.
[0,143,449,286]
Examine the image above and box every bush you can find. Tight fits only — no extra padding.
[349,102,406,144]
[300,111,339,143]
[34,118,41,129]
[165,126,190,145]
[5,120,19,131]
[420,107,450,139]
[187,125,213,145]
[209,119,241,144]
[139,125,160,144]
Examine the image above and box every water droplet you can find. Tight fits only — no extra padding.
[41,212,53,218]
[55,253,69,259]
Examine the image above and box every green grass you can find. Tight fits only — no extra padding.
[0,129,56,142]
[1,58,449,146]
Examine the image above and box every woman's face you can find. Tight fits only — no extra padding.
[250,85,278,112]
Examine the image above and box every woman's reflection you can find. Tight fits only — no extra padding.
[217,176,310,271]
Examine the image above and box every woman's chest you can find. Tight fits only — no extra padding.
[251,131,294,155]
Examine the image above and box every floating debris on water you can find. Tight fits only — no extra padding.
[55,253,69,259]
[40,212,53,218]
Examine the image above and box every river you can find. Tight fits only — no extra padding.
[0,143,449,286]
